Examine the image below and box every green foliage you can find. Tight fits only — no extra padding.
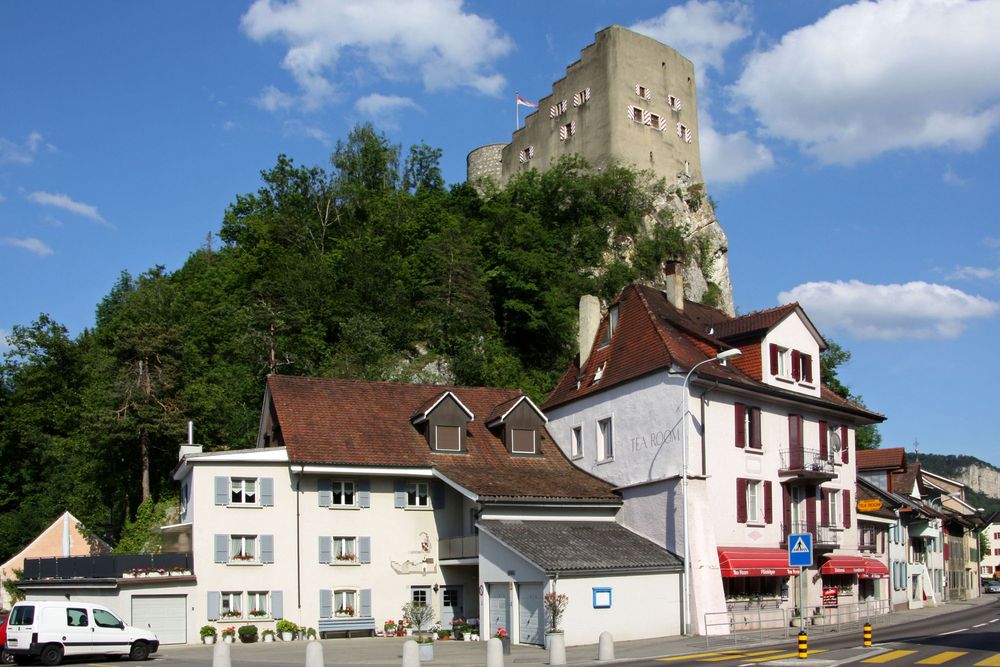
[238,625,258,643]
[113,496,176,554]
[2,568,24,605]
[820,341,882,449]
[981,530,991,562]
[702,282,723,308]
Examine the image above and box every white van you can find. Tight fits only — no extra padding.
[4,601,159,665]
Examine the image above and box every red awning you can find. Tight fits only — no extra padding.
[717,547,798,577]
[820,555,868,575]
[860,557,889,579]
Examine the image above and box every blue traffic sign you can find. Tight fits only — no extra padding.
[788,533,813,567]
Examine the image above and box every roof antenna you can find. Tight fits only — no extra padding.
[912,438,920,463]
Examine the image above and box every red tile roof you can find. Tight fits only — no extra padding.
[711,304,798,339]
[266,375,619,502]
[856,447,907,471]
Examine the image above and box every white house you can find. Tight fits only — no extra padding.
[542,278,884,634]
[856,448,910,611]
[981,516,1000,581]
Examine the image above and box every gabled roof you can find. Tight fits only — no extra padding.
[264,375,619,503]
[857,447,907,472]
[410,390,474,425]
[543,283,883,423]
[709,303,799,340]
[485,395,547,426]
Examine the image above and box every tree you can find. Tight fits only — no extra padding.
[820,340,882,449]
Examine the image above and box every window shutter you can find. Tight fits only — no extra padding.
[550,104,559,119]
[360,588,372,618]
[841,426,849,464]
[271,591,283,619]
[319,589,332,619]
[214,534,228,563]
[843,490,851,528]
[215,477,228,505]
[359,536,371,564]
[358,479,371,508]
[634,83,641,96]
[788,415,803,469]
[207,591,220,621]
[626,105,636,122]
[764,481,773,524]
[791,350,801,381]
[394,481,406,508]
[806,486,817,533]
[318,479,332,507]
[819,421,828,459]
[260,477,274,506]
[751,408,762,449]
[782,487,792,536]
[431,481,445,509]
[260,534,274,563]
[734,403,746,448]
[820,489,829,526]
[736,478,747,523]
[318,536,331,564]
[769,344,778,375]
[570,120,576,136]
[802,354,813,382]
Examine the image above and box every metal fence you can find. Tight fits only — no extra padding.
[703,600,892,648]
[22,552,193,580]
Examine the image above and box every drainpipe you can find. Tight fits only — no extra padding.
[297,465,303,610]
[696,382,720,477]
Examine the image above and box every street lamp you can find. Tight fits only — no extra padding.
[680,348,742,635]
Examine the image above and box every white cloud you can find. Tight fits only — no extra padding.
[241,0,512,111]
[732,0,1000,165]
[1,237,54,257]
[354,93,420,130]
[26,191,109,226]
[779,279,999,340]
[255,85,296,112]
[946,266,998,281]
[0,131,49,164]
[698,115,774,185]
[282,120,331,144]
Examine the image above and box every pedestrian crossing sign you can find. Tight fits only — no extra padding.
[788,533,813,567]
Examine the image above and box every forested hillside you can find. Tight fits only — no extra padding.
[907,452,1000,514]
[0,126,699,558]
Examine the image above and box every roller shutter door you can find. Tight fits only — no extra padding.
[132,595,187,644]
[517,583,543,646]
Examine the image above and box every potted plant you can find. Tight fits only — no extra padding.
[495,627,510,655]
[544,591,568,654]
[276,619,297,641]
[238,625,258,643]
[306,627,317,640]
[199,625,217,645]
[415,633,434,661]
[402,601,436,657]
[221,626,236,643]
[451,617,465,640]
[437,629,451,640]
[261,629,276,642]
[383,619,397,636]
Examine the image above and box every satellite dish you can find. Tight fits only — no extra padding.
[829,431,842,452]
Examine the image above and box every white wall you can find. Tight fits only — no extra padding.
[761,314,822,398]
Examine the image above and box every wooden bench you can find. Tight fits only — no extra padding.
[318,617,377,638]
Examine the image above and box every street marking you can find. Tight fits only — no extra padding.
[742,650,826,663]
[701,649,784,661]
[862,649,919,663]
[974,623,988,628]
[661,651,740,661]
[916,651,968,664]
[974,656,1000,666]
[938,628,967,636]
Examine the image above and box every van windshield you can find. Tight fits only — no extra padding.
[9,606,35,626]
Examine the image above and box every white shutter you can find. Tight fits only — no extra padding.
[559,124,568,141]
[685,127,693,143]
[527,146,534,158]
[642,110,652,126]
[645,88,652,101]
[657,116,667,132]
[676,122,684,138]
[634,83,641,96]
[570,121,576,136]
[585,87,591,101]
[573,91,582,106]
[627,105,636,121]
[549,105,558,119]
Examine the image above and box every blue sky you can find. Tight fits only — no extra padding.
[2,1,999,466]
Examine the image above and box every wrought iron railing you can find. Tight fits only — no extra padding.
[779,447,835,474]
[781,522,839,546]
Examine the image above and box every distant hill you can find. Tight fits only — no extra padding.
[907,452,1000,515]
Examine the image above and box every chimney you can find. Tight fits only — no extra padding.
[663,262,684,312]
[578,295,601,367]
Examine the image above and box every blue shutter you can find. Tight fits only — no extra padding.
[358,480,370,508]
[260,477,274,506]
[431,481,445,509]
[271,591,283,619]
[394,481,406,508]
[318,479,332,507]
[358,536,371,564]
[319,589,332,618]
[360,588,372,618]
[215,477,228,505]
[260,535,274,563]
[319,536,331,564]
[214,534,228,563]
[207,591,220,621]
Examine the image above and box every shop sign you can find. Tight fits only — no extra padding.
[822,587,839,607]
[857,499,882,512]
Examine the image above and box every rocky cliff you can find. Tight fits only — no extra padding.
[908,452,1000,500]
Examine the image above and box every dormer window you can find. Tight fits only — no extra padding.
[486,395,548,456]
[411,391,473,453]
[599,305,619,347]
[435,425,462,452]
[768,344,814,384]
[511,429,536,454]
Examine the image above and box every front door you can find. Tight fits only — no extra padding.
[488,584,511,639]
[63,607,92,657]
[517,583,543,645]
[440,586,462,626]
[91,607,130,655]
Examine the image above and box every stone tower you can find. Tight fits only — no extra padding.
[468,25,734,315]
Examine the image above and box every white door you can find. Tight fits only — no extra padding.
[91,607,131,655]
[132,595,187,644]
[440,586,463,626]
[517,583,543,646]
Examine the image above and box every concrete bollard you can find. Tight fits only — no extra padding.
[548,632,566,665]
[305,639,324,667]
[402,639,420,667]
[597,631,614,661]
[212,640,231,667]
[486,637,504,667]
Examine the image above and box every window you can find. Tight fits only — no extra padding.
[333,536,357,562]
[994,532,999,540]
[231,478,257,505]
[519,146,534,163]
[549,100,568,117]
[667,94,682,111]
[247,591,269,618]
[573,88,591,106]
[436,425,462,452]
[9,605,34,626]
[407,481,429,507]
[411,587,430,605]
[598,417,613,461]
[735,404,762,449]
[776,347,790,378]
[559,121,576,141]
[676,122,692,143]
[93,608,122,629]
[794,352,814,383]
[570,426,583,458]
[511,428,536,454]
[230,535,257,562]
[649,112,662,130]
[828,490,841,527]
[629,105,645,123]
[332,480,355,506]
[66,608,89,627]
[634,84,650,100]
[599,305,619,346]
[335,590,357,617]
[747,480,762,523]
[221,591,243,618]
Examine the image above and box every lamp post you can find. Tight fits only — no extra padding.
[680,348,742,635]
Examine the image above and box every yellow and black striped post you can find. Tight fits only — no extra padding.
[798,631,808,659]
[863,623,872,647]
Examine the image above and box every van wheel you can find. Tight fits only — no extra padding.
[0,649,14,664]
[129,641,150,661]
[39,643,64,666]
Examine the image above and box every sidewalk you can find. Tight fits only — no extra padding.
[163,595,998,666]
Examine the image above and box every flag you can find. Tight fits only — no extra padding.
[516,95,538,109]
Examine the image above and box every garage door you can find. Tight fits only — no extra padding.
[517,583,543,646]
[132,595,187,644]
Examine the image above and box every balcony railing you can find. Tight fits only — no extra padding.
[781,522,840,547]
[22,552,193,581]
[779,448,836,476]
[438,536,478,560]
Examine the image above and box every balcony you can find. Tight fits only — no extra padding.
[778,447,837,482]
[438,536,478,561]
[22,552,194,581]
[781,522,840,549]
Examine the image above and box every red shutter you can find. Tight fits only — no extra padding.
[769,344,778,375]
[802,354,813,383]
[764,481,773,524]
[789,415,803,468]
[944,542,950,560]
[791,350,801,381]
[820,488,829,526]
[819,421,828,459]
[841,426,849,464]
[843,490,851,528]
[736,478,748,523]
[806,486,817,534]
[735,403,746,448]
[751,408,762,449]
[783,487,792,539]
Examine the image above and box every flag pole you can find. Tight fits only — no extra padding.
[515,91,519,131]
